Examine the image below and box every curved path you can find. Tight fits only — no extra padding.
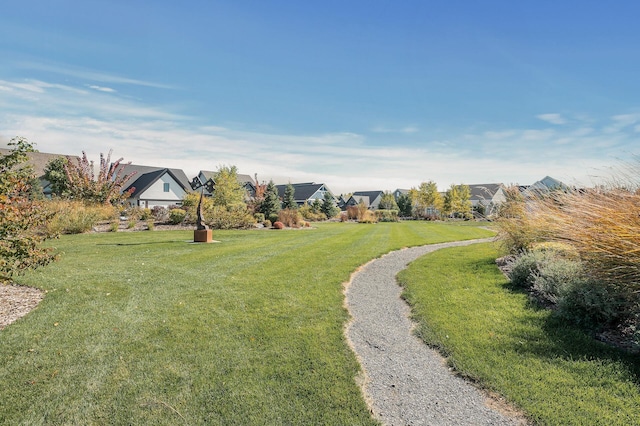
[344,239,525,426]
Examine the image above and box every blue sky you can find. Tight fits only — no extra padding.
[1,1,639,194]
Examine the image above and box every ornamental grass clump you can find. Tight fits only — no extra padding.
[46,200,117,234]
[499,160,640,343]
[495,185,550,253]
[278,208,303,228]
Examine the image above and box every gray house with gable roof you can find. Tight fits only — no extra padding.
[116,164,191,208]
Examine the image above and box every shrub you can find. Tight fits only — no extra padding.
[146,220,155,231]
[152,206,168,221]
[339,212,348,222]
[532,257,585,304]
[263,220,272,228]
[358,210,377,224]
[268,213,279,224]
[273,221,285,229]
[47,200,116,234]
[254,212,265,223]
[374,209,399,222]
[278,208,303,228]
[508,250,548,289]
[207,206,255,230]
[556,279,625,330]
[109,220,119,232]
[169,209,187,224]
[346,206,359,220]
[299,203,326,221]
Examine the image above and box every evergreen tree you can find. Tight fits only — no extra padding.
[396,193,412,217]
[320,192,339,218]
[260,180,281,218]
[282,183,297,210]
[311,198,322,214]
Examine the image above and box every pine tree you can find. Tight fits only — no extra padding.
[282,183,297,210]
[260,180,281,218]
[320,192,339,219]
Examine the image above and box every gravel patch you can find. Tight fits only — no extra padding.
[0,284,44,330]
[345,239,527,425]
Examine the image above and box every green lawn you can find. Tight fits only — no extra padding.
[0,222,493,425]
[398,243,640,426]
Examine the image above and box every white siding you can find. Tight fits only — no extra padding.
[137,174,186,208]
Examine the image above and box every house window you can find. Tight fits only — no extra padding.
[163,183,170,192]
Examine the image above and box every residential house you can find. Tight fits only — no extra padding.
[468,183,506,217]
[116,164,191,209]
[0,148,79,198]
[196,170,256,198]
[522,176,570,197]
[275,182,336,207]
[392,188,410,201]
[345,190,385,210]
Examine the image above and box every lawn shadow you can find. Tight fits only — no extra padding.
[96,240,190,246]
[500,281,640,387]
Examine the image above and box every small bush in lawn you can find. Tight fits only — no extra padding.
[556,278,625,330]
[532,257,585,304]
[346,206,359,220]
[47,200,116,234]
[273,221,285,229]
[303,221,311,228]
[299,203,327,221]
[169,208,187,224]
[207,206,255,230]
[263,220,272,228]
[358,210,377,224]
[268,213,279,224]
[278,208,303,228]
[254,212,265,223]
[375,209,399,222]
[507,249,551,289]
[152,206,168,222]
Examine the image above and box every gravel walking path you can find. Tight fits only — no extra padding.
[345,239,525,426]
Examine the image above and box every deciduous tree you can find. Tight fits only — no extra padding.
[378,191,398,210]
[0,137,57,282]
[444,183,472,218]
[64,150,135,204]
[412,181,443,218]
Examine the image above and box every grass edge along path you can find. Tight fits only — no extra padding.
[398,242,640,426]
[0,222,493,425]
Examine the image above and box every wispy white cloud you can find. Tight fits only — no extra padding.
[371,125,419,134]
[16,61,175,90]
[0,76,637,194]
[89,85,116,93]
[537,113,566,125]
